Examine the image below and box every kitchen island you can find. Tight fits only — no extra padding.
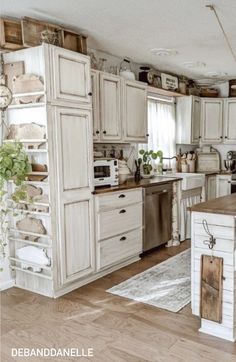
[189,194,236,342]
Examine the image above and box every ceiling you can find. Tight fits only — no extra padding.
[1,0,236,81]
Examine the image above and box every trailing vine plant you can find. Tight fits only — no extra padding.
[0,142,31,264]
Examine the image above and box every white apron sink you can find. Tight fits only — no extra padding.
[162,173,205,190]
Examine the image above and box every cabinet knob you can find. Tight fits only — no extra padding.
[96,130,100,134]
[198,136,201,139]
[88,92,92,96]
[220,136,223,139]
[118,194,126,198]
[146,134,149,137]
[120,236,127,241]
[103,130,106,134]
[225,136,228,139]
[119,209,126,214]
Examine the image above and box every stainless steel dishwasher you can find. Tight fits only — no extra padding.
[143,183,173,252]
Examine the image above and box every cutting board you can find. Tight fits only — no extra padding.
[200,255,223,323]
[4,61,25,92]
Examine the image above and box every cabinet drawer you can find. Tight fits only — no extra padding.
[98,228,142,269]
[97,189,142,211]
[97,203,142,240]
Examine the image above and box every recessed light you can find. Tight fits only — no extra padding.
[150,48,178,56]
[183,61,206,68]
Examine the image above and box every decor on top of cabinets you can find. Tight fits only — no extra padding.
[119,58,135,80]
[138,66,154,85]
[0,18,24,50]
[161,73,178,91]
[229,79,236,97]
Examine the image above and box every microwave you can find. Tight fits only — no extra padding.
[94,159,119,187]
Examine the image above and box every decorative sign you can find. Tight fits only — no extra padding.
[161,73,178,91]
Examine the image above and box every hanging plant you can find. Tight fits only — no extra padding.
[0,142,31,261]
[138,149,163,175]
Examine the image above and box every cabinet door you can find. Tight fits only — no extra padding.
[206,175,216,200]
[224,99,236,144]
[50,46,91,104]
[100,73,122,141]
[191,97,201,144]
[91,70,100,141]
[123,80,147,142]
[52,107,95,285]
[201,99,223,144]
[216,175,231,198]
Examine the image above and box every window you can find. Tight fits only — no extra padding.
[142,96,176,159]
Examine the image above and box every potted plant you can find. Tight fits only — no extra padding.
[138,149,163,178]
[0,142,31,260]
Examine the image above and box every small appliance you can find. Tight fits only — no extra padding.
[94,159,119,187]
[224,150,236,172]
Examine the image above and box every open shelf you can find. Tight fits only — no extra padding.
[3,139,48,144]
[9,257,52,271]
[8,103,46,110]
[8,199,50,207]
[12,91,45,98]
[9,237,52,248]
[8,207,50,217]
[8,180,49,186]
[10,228,52,240]
[24,149,48,153]
[10,266,52,280]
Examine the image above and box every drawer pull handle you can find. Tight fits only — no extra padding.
[119,209,126,214]
[118,194,126,198]
[120,236,126,241]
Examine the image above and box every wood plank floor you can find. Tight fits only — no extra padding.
[1,240,236,361]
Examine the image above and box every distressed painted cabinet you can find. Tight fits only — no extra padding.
[201,99,223,144]
[176,96,201,144]
[51,107,95,286]
[223,98,236,144]
[123,80,147,142]
[91,70,100,141]
[99,72,122,141]
[49,46,92,104]
[216,174,231,197]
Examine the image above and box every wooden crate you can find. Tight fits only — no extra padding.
[61,29,87,54]
[21,17,62,47]
[0,18,24,50]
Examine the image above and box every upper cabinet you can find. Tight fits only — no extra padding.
[99,73,122,142]
[224,98,236,144]
[123,80,147,143]
[201,99,223,144]
[91,71,148,143]
[50,46,92,104]
[176,96,201,144]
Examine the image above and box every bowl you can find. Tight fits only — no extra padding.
[224,159,236,171]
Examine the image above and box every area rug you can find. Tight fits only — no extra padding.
[107,249,191,313]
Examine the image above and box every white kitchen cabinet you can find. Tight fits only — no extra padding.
[50,46,92,104]
[216,174,231,197]
[95,189,143,271]
[91,70,100,141]
[223,98,236,144]
[123,80,148,142]
[201,99,223,144]
[176,96,201,144]
[206,175,216,200]
[52,106,95,285]
[100,72,122,141]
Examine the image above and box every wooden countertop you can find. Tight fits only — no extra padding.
[189,193,236,216]
[93,176,182,195]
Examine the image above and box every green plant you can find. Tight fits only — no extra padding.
[0,142,31,260]
[138,149,163,175]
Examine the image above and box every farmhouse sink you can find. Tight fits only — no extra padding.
[160,173,205,190]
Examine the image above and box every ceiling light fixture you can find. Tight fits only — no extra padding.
[204,71,228,78]
[206,4,236,63]
[150,48,178,56]
[183,61,206,68]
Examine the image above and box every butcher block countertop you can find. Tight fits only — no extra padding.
[189,193,236,216]
[93,176,182,195]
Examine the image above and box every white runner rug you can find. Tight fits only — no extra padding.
[107,249,191,313]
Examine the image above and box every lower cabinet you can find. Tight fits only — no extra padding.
[216,174,231,198]
[95,189,143,271]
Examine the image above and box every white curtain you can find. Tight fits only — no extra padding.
[146,98,176,158]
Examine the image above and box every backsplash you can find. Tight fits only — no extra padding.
[93,143,138,174]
